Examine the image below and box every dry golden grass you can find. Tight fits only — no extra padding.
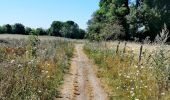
[84,42,170,100]
[0,36,74,100]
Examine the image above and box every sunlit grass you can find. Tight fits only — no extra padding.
[0,37,74,100]
[84,42,170,100]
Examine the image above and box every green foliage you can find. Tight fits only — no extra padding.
[87,0,130,41]
[0,26,3,33]
[3,24,12,33]
[13,23,25,34]
[28,34,40,59]
[0,24,13,34]
[48,20,86,39]
[0,21,86,39]
[61,21,79,39]
[128,0,170,41]
[36,28,47,36]
[25,27,32,35]
[49,21,63,36]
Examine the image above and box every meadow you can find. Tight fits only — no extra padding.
[0,35,74,100]
[84,33,170,100]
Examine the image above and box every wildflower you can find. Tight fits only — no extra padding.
[26,51,29,53]
[28,59,34,65]
[131,88,134,90]
[137,70,139,73]
[131,93,135,96]
[10,60,15,64]
[130,91,134,94]
[135,65,138,68]
[144,86,148,88]
[31,59,34,63]
[45,71,48,74]
[28,62,32,65]
[127,76,130,78]
[135,99,139,100]
[41,70,45,73]
[161,93,165,95]
[140,80,143,83]
[18,64,22,68]
[38,90,42,93]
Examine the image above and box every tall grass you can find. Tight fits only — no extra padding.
[84,26,170,100]
[0,36,74,100]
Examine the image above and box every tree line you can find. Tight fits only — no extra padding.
[0,21,86,39]
[86,0,170,42]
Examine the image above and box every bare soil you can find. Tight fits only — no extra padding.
[55,44,108,100]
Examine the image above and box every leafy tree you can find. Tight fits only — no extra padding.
[13,23,25,34]
[61,21,80,39]
[25,27,32,35]
[49,21,63,36]
[128,0,170,41]
[36,28,47,35]
[0,21,85,39]
[78,29,86,39]
[0,26,4,34]
[3,24,12,33]
[87,0,130,41]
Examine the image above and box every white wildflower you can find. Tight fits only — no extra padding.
[38,90,42,93]
[131,93,135,96]
[135,65,138,68]
[127,76,130,78]
[10,60,15,64]
[161,93,165,95]
[45,71,48,74]
[18,64,22,68]
[130,91,134,94]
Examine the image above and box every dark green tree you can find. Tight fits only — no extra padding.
[25,27,32,35]
[49,21,63,36]
[0,26,4,33]
[4,24,12,33]
[87,0,130,41]
[36,28,47,35]
[13,23,25,34]
[61,21,80,39]
[128,0,170,41]
[78,29,86,39]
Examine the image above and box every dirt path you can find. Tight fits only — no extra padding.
[55,44,108,100]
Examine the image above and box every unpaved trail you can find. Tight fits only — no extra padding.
[55,44,108,100]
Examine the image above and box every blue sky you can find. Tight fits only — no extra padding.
[0,0,135,29]
[0,0,99,29]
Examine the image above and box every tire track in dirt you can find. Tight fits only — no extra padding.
[55,44,108,100]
